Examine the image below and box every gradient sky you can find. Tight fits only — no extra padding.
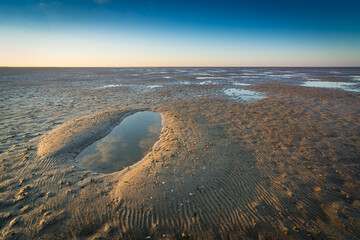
[1,0,360,67]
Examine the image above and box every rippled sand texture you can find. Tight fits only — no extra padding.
[1,68,360,239]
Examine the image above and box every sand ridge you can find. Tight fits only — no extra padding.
[37,108,147,163]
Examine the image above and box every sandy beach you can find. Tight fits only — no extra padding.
[1,68,360,239]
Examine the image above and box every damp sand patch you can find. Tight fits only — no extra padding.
[76,111,162,173]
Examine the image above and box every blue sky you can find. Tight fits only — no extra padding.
[0,0,359,66]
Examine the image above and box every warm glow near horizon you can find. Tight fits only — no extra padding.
[1,0,360,67]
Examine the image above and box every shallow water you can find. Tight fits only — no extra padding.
[224,88,264,100]
[301,81,360,92]
[76,111,162,173]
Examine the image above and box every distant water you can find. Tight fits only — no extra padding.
[1,67,359,156]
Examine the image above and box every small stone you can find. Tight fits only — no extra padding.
[345,194,353,204]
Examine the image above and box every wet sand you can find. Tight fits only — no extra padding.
[1,68,360,239]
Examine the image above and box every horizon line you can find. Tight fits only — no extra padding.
[1,66,360,68]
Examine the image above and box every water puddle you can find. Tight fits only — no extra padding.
[180,81,191,85]
[76,111,162,173]
[94,84,123,90]
[196,77,224,80]
[352,76,360,81]
[199,80,214,85]
[301,81,360,92]
[148,85,163,89]
[232,82,251,86]
[224,88,264,101]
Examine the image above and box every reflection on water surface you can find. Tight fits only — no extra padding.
[301,81,360,92]
[224,88,264,101]
[76,111,162,173]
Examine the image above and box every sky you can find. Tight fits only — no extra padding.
[0,0,360,67]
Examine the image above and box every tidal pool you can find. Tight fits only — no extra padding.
[76,111,162,173]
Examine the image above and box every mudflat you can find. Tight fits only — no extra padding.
[0,68,359,239]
